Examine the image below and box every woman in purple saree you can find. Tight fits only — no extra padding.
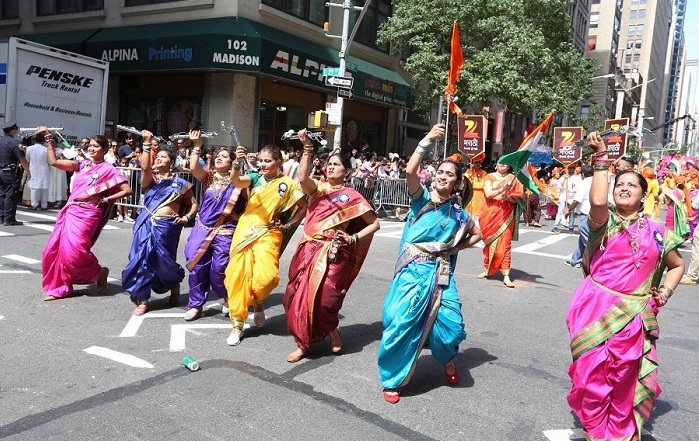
[566,132,684,441]
[182,132,247,321]
[42,134,132,300]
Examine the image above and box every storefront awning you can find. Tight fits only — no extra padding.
[18,28,99,54]
[78,17,409,107]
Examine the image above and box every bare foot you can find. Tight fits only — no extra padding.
[329,329,343,353]
[95,267,109,293]
[286,348,306,363]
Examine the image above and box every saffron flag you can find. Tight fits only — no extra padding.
[445,21,463,114]
[497,110,556,194]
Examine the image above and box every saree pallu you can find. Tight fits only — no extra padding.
[42,161,126,298]
[378,187,472,389]
[479,174,524,275]
[283,184,374,350]
[184,183,246,308]
[224,174,303,327]
[664,188,690,238]
[122,176,192,303]
[465,169,485,216]
[567,210,682,441]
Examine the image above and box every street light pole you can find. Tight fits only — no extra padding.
[325,0,370,151]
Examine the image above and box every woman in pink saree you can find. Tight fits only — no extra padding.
[42,134,132,300]
[566,132,684,441]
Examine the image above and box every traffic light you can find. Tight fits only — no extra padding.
[308,111,328,129]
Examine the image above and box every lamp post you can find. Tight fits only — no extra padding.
[324,0,370,151]
[592,73,615,80]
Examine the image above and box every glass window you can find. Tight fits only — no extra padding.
[636,24,644,35]
[639,0,646,4]
[626,40,634,49]
[0,0,19,18]
[261,0,328,27]
[37,0,103,15]
[628,24,635,36]
[625,54,632,64]
[635,40,642,49]
[630,10,637,20]
[632,54,640,62]
[638,9,645,19]
[589,13,599,28]
[125,0,183,5]
[580,105,590,119]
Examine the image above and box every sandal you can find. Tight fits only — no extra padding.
[133,302,148,316]
[503,276,515,288]
[476,272,487,279]
[169,285,180,306]
[444,361,459,385]
[286,347,307,363]
[95,267,109,293]
[329,329,343,353]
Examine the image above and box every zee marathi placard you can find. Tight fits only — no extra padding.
[457,115,486,157]
[604,118,629,161]
[553,127,583,165]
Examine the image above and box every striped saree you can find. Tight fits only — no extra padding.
[566,209,682,441]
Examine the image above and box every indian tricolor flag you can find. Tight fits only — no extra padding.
[668,157,682,174]
[497,110,555,194]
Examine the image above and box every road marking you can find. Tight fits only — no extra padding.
[512,233,570,253]
[2,254,41,264]
[170,324,233,351]
[17,211,58,221]
[119,312,183,337]
[543,428,650,440]
[0,231,13,237]
[0,315,4,320]
[15,221,55,232]
[0,270,32,274]
[83,345,154,368]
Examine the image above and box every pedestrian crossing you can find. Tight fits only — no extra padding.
[0,207,123,237]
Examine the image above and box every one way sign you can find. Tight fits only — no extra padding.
[337,88,353,99]
[325,75,354,89]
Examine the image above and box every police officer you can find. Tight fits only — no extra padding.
[0,121,30,226]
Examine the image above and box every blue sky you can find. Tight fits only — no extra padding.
[686,1,698,60]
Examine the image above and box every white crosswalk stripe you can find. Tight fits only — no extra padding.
[0,208,124,236]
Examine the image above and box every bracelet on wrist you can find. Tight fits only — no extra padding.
[101,197,109,205]
[593,165,610,171]
[232,162,242,171]
[353,233,359,245]
[418,138,432,148]
[659,284,674,297]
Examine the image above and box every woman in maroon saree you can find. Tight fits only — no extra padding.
[42,134,132,300]
[283,130,380,362]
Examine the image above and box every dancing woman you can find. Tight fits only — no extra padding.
[122,131,198,316]
[182,131,247,321]
[42,134,132,300]
[283,130,380,362]
[224,143,305,346]
[378,124,482,404]
[477,161,524,288]
[566,131,684,441]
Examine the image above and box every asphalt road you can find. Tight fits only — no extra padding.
[0,206,698,440]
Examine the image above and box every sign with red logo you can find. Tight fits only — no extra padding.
[553,127,583,165]
[457,115,486,157]
[604,118,629,161]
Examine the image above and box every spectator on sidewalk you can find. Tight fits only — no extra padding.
[680,190,699,286]
[564,165,593,268]
[25,133,50,210]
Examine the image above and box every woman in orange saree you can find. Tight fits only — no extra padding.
[477,162,524,288]
[283,130,380,362]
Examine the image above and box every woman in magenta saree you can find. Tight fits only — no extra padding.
[42,135,132,300]
[283,130,380,363]
[566,132,684,441]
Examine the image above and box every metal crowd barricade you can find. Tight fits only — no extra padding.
[114,167,204,208]
[352,177,410,217]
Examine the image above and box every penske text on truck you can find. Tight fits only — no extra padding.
[0,37,109,146]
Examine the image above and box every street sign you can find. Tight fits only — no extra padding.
[337,88,353,100]
[322,67,340,77]
[325,75,354,89]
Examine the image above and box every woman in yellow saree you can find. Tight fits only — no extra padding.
[224,144,305,346]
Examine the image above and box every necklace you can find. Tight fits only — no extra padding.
[211,171,230,201]
[621,214,645,269]
[432,191,453,228]
[329,183,344,190]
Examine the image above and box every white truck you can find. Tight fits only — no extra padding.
[0,37,109,146]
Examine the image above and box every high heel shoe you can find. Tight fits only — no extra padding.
[444,361,459,385]
[382,389,400,404]
[329,329,342,353]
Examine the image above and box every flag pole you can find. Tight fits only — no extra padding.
[443,99,450,161]
[434,95,444,161]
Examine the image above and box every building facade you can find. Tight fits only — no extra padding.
[585,0,622,118]
[0,1,411,154]
[663,0,686,143]
[616,0,673,148]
